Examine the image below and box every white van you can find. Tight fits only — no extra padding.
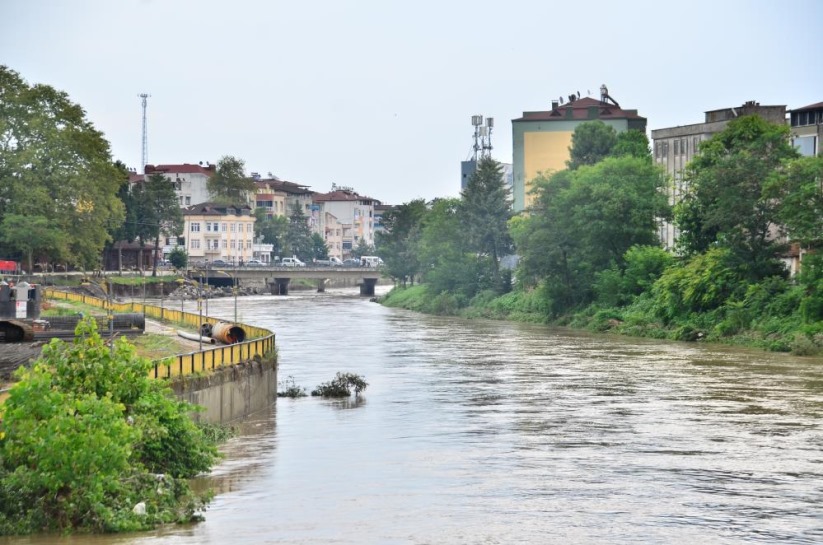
[281,257,305,267]
[360,256,384,267]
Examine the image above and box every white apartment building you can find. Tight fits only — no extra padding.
[181,202,255,265]
[313,186,379,257]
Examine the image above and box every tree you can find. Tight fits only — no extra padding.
[675,115,798,281]
[310,232,329,260]
[377,199,427,286]
[514,156,670,315]
[140,173,184,276]
[284,202,313,260]
[0,214,67,273]
[611,130,652,161]
[253,209,288,259]
[0,66,125,269]
[460,157,513,291]
[207,155,254,204]
[417,198,478,298]
[769,155,823,250]
[168,246,187,269]
[352,238,375,259]
[566,120,618,170]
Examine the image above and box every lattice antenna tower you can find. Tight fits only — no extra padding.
[482,117,494,159]
[139,93,150,174]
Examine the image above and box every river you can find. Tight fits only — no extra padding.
[3,286,823,544]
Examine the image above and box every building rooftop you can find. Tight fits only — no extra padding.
[145,163,216,176]
[790,101,823,112]
[313,189,378,204]
[183,202,253,216]
[255,179,315,196]
[513,97,645,122]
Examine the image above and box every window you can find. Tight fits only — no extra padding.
[191,222,200,232]
[246,224,252,232]
[231,240,236,249]
[221,223,227,232]
[185,196,191,205]
[694,137,700,153]
[206,223,212,232]
[230,223,235,233]
[222,240,227,249]
[191,240,200,249]
[673,139,679,155]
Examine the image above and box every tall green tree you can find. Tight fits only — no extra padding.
[284,202,313,260]
[207,155,254,204]
[140,173,184,276]
[0,66,125,269]
[460,157,513,291]
[514,156,669,315]
[566,120,618,170]
[310,232,329,260]
[417,198,478,298]
[376,199,427,286]
[675,115,798,281]
[0,214,66,273]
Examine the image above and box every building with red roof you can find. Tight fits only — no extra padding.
[512,86,647,211]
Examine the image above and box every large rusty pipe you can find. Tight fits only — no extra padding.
[210,322,246,344]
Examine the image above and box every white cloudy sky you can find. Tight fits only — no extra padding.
[2,0,821,204]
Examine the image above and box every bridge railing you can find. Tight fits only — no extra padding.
[43,288,275,379]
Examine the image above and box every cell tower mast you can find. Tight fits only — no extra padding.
[139,93,150,174]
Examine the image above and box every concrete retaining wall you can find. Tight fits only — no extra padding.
[171,356,277,424]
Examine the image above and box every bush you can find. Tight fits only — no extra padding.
[277,376,308,398]
[0,318,216,534]
[311,372,369,398]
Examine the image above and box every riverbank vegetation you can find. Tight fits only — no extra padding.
[0,318,220,535]
[379,117,823,356]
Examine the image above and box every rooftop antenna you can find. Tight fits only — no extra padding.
[471,115,483,161]
[139,93,150,174]
[482,117,494,159]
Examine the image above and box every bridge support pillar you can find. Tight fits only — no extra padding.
[316,278,329,293]
[358,278,377,297]
[270,278,291,296]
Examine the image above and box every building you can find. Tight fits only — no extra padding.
[511,86,646,211]
[254,179,288,218]
[181,202,255,266]
[461,161,513,192]
[321,211,344,261]
[790,101,823,157]
[143,163,217,207]
[313,186,379,258]
[651,101,787,249]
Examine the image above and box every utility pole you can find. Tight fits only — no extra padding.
[139,93,150,174]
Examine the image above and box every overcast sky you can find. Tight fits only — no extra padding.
[2,0,821,205]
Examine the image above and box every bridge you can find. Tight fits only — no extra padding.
[188,266,383,296]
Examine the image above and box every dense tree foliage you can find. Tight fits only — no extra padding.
[514,156,669,314]
[566,120,618,170]
[376,199,427,286]
[310,232,329,260]
[675,115,798,281]
[136,173,184,276]
[0,66,125,269]
[253,208,288,259]
[612,130,652,161]
[0,319,217,534]
[206,155,254,204]
[460,157,513,291]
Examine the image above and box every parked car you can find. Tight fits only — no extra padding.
[245,259,265,267]
[209,259,229,267]
[281,257,305,267]
[342,258,361,267]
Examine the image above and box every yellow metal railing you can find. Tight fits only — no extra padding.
[44,288,275,379]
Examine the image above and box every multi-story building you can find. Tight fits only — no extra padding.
[511,86,647,211]
[143,163,216,207]
[254,180,288,218]
[651,101,787,249]
[181,202,255,266]
[790,101,823,157]
[320,211,344,261]
[313,186,379,257]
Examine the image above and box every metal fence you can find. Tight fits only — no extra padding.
[44,288,275,379]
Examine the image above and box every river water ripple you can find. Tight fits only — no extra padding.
[3,287,823,544]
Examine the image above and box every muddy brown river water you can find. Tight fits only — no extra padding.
[3,286,823,544]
